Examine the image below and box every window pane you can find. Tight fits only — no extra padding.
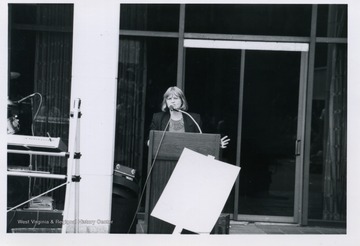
[185,4,312,36]
[184,48,241,213]
[10,4,73,28]
[10,4,37,25]
[120,4,180,32]
[145,37,179,113]
[8,4,73,216]
[317,5,347,38]
[309,43,347,220]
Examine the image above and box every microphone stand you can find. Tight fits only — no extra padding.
[16,92,43,136]
[172,108,202,134]
[127,119,171,233]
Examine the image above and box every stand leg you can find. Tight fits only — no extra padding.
[172,226,182,234]
[74,102,81,233]
[61,98,81,233]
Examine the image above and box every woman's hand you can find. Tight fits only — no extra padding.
[220,135,230,149]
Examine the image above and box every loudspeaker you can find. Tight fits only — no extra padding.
[7,176,30,208]
[110,174,139,233]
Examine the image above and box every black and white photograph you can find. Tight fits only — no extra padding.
[1,0,359,245]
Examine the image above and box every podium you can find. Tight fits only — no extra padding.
[145,130,220,234]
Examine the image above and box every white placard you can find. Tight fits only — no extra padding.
[151,148,240,234]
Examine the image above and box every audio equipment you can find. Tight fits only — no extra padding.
[7,134,67,152]
[114,164,136,180]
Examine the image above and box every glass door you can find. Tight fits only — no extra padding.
[183,40,308,223]
[237,50,302,222]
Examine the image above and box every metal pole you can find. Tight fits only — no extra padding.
[7,149,69,157]
[61,98,81,233]
[7,171,66,179]
[74,99,81,233]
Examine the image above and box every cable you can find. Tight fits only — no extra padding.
[127,119,171,233]
[33,210,40,229]
[7,181,69,213]
[30,92,43,136]
[15,92,43,136]
[7,209,17,231]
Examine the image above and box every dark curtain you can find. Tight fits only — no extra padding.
[114,5,147,177]
[114,38,146,171]
[322,6,347,221]
[31,5,73,209]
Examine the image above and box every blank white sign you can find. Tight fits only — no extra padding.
[151,148,240,234]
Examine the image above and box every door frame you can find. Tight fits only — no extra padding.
[182,39,309,224]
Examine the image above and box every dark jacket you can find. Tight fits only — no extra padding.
[149,111,202,133]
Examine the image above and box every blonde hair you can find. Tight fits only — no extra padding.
[161,86,188,112]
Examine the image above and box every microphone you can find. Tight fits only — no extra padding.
[169,105,176,111]
[169,105,202,133]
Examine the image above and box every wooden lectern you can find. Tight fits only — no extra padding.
[145,130,221,234]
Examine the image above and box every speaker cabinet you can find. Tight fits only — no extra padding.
[110,174,139,233]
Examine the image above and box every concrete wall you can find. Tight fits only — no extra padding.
[64,1,120,233]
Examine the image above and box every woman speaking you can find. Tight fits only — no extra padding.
[149,86,229,148]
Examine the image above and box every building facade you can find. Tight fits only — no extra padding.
[115,4,347,226]
[5,3,347,233]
